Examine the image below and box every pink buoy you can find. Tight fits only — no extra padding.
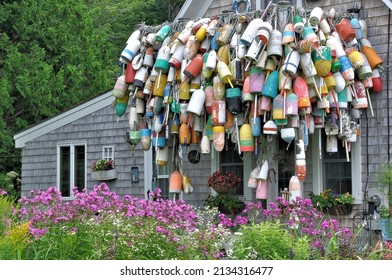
[256,180,268,200]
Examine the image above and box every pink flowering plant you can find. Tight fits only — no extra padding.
[10,184,231,260]
[207,170,241,189]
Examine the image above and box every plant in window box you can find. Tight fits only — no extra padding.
[309,189,354,216]
[91,159,117,181]
[207,170,241,194]
[377,162,392,241]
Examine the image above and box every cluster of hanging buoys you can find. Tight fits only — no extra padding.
[112,3,383,198]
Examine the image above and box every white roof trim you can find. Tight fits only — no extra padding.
[174,0,214,21]
[382,0,392,10]
[14,91,114,148]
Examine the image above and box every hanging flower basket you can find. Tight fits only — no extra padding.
[91,169,117,181]
[212,184,231,194]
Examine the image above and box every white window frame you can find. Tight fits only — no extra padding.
[102,145,115,161]
[56,141,87,199]
[312,130,362,204]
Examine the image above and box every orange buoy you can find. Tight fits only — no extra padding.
[169,170,183,194]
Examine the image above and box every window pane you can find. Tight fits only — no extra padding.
[323,133,352,194]
[74,145,85,193]
[60,146,70,197]
[221,141,243,196]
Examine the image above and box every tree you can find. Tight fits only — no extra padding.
[0,0,185,191]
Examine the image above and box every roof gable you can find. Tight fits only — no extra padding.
[175,0,214,21]
[14,90,114,148]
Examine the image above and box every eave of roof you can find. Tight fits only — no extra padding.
[14,90,113,148]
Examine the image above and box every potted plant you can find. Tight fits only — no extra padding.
[309,189,354,215]
[207,170,241,194]
[205,193,245,215]
[378,162,392,240]
[91,159,117,181]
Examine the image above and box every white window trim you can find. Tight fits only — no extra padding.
[312,129,362,204]
[102,145,115,161]
[56,141,87,199]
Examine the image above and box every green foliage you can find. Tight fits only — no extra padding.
[0,0,186,177]
[309,189,354,210]
[205,194,245,214]
[232,221,292,260]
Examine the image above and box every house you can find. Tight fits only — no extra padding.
[14,0,392,228]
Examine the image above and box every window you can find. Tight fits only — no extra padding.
[102,146,114,161]
[57,143,86,198]
[323,135,352,194]
[220,141,244,196]
[152,147,173,199]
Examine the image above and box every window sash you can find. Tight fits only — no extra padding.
[57,142,86,198]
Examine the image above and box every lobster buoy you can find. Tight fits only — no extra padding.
[272,95,285,120]
[279,67,292,92]
[202,53,213,79]
[261,70,279,99]
[155,25,171,42]
[112,75,127,98]
[336,18,356,43]
[309,7,323,26]
[286,92,298,116]
[213,75,225,100]
[140,128,152,151]
[169,170,182,193]
[184,54,204,80]
[213,125,225,152]
[179,123,191,145]
[257,21,273,44]
[360,40,383,69]
[204,82,215,114]
[241,18,263,46]
[226,88,242,115]
[326,135,338,153]
[115,93,129,118]
[263,119,278,135]
[356,53,372,80]
[371,69,383,93]
[249,67,265,94]
[211,100,226,125]
[187,88,205,116]
[337,87,348,108]
[125,62,136,84]
[184,35,200,61]
[267,30,283,59]
[293,15,304,34]
[312,46,332,77]
[352,81,368,109]
[339,56,355,81]
[169,44,185,69]
[240,124,254,152]
[201,134,210,154]
[242,76,254,102]
[289,175,302,201]
[282,23,295,45]
[256,180,268,200]
[259,96,272,115]
[120,39,141,63]
[350,18,363,40]
[293,76,310,108]
[345,47,364,69]
[282,50,300,77]
[217,61,234,87]
[248,166,260,188]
